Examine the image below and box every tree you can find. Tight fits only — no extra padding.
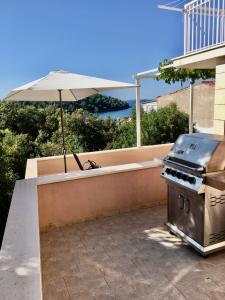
[11,94,129,113]
[141,103,189,145]
[0,136,18,246]
[157,59,215,85]
[110,104,189,148]
[65,109,117,152]
[0,99,190,244]
[0,129,35,179]
[111,117,136,149]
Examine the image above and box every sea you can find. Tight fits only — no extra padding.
[99,100,135,119]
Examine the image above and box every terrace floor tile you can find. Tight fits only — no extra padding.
[40,205,225,300]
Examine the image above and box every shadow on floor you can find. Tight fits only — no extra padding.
[41,205,225,300]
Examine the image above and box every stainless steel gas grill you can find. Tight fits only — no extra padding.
[161,133,225,255]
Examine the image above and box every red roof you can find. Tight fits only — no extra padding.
[202,80,215,86]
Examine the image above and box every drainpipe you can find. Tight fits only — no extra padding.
[136,78,141,147]
[189,83,194,133]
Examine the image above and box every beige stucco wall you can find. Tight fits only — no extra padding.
[33,144,172,177]
[157,82,215,128]
[214,61,225,134]
[38,165,167,230]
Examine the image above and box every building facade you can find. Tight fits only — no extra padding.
[142,100,157,112]
[157,81,215,131]
[173,0,225,135]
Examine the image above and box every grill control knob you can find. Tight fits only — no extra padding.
[188,177,196,184]
[181,174,188,181]
[165,168,171,174]
[171,170,176,177]
[176,172,182,179]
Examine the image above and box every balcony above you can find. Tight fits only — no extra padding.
[173,0,225,69]
[173,43,225,69]
[184,0,225,55]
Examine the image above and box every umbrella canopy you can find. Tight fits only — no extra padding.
[4,70,136,101]
[4,70,136,173]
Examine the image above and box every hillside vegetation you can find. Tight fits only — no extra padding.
[14,94,129,113]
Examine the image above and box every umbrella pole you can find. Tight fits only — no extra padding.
[58,89,67,173]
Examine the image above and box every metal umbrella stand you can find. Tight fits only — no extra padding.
[58,89,67,173]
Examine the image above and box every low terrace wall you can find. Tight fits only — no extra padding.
[26,144,172,178]
[1,144,172,299]
[37,161,167,229]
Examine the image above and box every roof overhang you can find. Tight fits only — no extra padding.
[133,68,159,80]
[173,44,225,69]
[133,64,173,80]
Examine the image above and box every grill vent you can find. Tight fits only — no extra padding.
[209,230,225,245]
[209,194,225,206]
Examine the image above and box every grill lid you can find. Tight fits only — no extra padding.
[167,133,225,173]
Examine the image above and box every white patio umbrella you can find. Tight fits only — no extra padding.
[4,70,136,173]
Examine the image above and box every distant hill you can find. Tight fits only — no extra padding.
[12,94,130,113]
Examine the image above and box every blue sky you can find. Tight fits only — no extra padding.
[0,0,187,100]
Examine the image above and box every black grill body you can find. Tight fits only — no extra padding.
[161,133,225,255]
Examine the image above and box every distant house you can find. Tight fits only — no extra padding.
[156,81,215,132]
[141,100,157,112]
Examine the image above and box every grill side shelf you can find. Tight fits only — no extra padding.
[206,174,225,191]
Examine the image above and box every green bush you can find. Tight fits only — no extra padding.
[142,103,189,145]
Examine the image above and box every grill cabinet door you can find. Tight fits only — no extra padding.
[168,183,204,245]
[205,186,225,247]
[168,184,185,229]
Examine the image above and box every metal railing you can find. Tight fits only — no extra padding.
[184,0,225,54]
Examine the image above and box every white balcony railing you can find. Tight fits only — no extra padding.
[184,0,225,54]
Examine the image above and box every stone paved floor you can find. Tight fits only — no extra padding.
[41,205,225,300]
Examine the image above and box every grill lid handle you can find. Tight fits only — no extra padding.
[163,157,204,172]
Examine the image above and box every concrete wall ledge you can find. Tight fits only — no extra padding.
[0,179,42,300]
[37,159,163,186]
[26,144,172,178]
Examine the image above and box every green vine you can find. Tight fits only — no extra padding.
[157,59,215,85]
